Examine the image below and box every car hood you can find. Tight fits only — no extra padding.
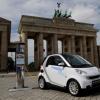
[75,67,100,76]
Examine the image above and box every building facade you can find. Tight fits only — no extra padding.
[0,15,99,71]
[0,17,11,71]
[18,15,99,70]
[97,46,100,66]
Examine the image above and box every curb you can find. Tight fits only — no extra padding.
[0,72,39,78]
[0,73,16,78]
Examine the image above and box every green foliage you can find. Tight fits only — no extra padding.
[7,57,15,72]
[27,62,35,72]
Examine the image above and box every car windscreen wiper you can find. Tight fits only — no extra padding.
[78,64,93,67]
[71,64,93,68]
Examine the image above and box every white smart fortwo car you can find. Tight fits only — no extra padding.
[38,53,100,96]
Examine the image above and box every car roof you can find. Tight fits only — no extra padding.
[48,53,77,57]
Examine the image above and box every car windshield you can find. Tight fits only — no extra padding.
[62,54,93,68]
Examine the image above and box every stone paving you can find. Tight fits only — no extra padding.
[0,75,100,100]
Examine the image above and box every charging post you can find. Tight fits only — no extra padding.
[9,42,30,91]
[16,43,25,88]
[9,42,31,92]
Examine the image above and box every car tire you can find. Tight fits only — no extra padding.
[38,77,47,89]
[68,80,81,96]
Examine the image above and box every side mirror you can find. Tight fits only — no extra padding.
[58,62,65,66]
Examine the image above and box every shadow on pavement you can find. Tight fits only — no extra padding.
[32,87,40,89]
[42,85,100,97]
[82,87,100,96]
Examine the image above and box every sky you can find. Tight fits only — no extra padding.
[1,0,100,63]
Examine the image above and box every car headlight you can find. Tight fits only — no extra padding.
[75,69,87,75]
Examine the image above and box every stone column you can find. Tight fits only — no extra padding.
[24,33,28,68]
[34,33,43,70]
[93,36,99,67]
[67,37,71,53]
[1,32,8,71]
[62,38,66,53]
[62,39,64,53]
[52,34,58,54]
[47,34,58,55]
[83,36,87,59]
[63,36,71,53]
[47,37,51,55]
[80,37,83,56]
[0,34,1,70]
[90,38,94,64]
[38,33,44,66]
[71,36,75,54]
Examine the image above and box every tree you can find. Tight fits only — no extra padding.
[27,62,35,72]
[7,57,15,72]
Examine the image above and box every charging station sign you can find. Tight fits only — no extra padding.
[16,43,25,65]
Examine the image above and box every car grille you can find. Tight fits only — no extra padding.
[88,75,100,79]
[92,79,100,87]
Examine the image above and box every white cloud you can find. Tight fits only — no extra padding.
[0,0,100,45]
[0,0,100,25]
[10,33,19,42]
[1,0,100,63]
[72,5,95,22]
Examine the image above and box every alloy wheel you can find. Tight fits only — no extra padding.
[68,81,80,96]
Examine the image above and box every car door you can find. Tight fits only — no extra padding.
[45,56,66,87]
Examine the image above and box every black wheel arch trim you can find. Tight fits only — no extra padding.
[38,75,44,80]
[67,78,81,89]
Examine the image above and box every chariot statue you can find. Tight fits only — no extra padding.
[53,2,72,18]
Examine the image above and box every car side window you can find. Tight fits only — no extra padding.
[46,56,66,67]
[54,56,65,66]
[46,56,56,67]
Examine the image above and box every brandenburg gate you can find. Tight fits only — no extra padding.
[18,15,99,70]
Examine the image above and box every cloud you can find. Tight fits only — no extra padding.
[72,5,95,22]
[0,0,100,45]
[1,0,100,62]
[68,1,99,24]
[0,0,100,23]
[10,33,19,42]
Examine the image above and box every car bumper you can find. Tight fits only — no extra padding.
[80,78,100,89]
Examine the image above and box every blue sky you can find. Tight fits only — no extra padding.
[1,0,100,62]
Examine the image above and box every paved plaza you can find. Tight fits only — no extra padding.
[0,74,100,100]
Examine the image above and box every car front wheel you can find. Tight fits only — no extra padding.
[68,80,81,96]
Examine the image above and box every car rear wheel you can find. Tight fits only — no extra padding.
[68,80,81,96]
[38,77,46,89]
